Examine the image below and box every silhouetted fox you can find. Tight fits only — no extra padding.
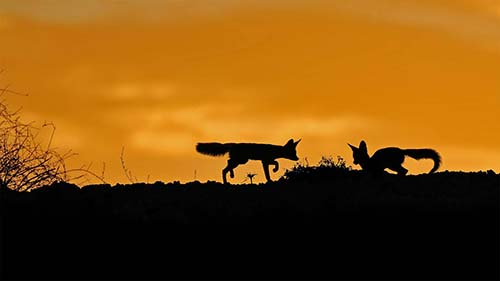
[196,139,301,184]
[348,140,441,175]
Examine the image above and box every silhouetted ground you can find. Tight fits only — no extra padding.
[2,170,499,280]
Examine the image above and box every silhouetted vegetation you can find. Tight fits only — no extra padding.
[0,89,105,191]
[0,88,72,191]
[282,155,352,182]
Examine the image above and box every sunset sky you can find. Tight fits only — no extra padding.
[1,0,499,184]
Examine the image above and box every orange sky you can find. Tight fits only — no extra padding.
[1,0,499,184]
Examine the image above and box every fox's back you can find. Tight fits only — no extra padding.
[228,143,282,161]
[370,147,405,167]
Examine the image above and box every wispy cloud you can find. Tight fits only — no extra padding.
[130,129,196,155]
[123,103,376,156]
[330,0,500,51]
[494,3,500,17]
[342,0,500,50]
[0,0,307,24]
[0,15,10,30]
[0,0,111,23]
[110,82,176,101]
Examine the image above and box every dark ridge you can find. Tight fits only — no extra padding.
[2,170,499,280]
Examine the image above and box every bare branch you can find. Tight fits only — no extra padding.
[0,78,109,190]
[120,146,136,184]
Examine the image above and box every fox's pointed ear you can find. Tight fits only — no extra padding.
[294,139,301,146]
[348,143,357,151]
[359,140,367,152]
[285,139,294,147]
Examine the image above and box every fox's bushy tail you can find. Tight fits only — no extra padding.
[196,142,232,157]
[403,149,441,173]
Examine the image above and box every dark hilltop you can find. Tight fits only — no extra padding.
[2,165,499,280]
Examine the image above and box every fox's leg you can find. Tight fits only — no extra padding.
[271,160,279,173]
[231,159,248,178]
[222,159,239,184]
[398,166,408,175]
[262,161,272,182]
[390,164,408,176]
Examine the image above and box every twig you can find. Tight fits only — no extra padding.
[120,146,135,183]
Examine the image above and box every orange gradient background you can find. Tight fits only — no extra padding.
[1,0,499,184]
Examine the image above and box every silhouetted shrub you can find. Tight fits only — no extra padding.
[0,87,106,191]
[281,155,352,182]
[0,89,73,191]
